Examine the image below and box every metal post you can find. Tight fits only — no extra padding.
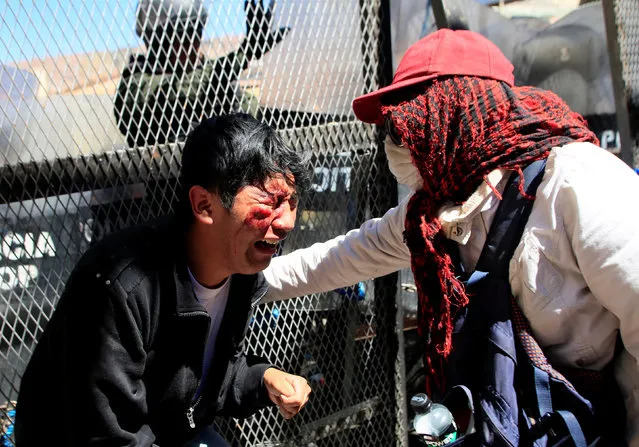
[431,0,449,30]
[602,0,636,167]
[359,0,407,444]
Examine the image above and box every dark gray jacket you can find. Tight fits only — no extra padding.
[15,217,274,446]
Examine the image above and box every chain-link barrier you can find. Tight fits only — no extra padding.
[603,0,639,167]
[419,0,623,159]
[0,1,405,445]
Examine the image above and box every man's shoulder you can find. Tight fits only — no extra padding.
[548,142,635,183]
[77,217,182,294]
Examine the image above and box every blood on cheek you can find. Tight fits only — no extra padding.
[243,205,283,232]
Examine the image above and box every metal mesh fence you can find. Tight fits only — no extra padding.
[604,0,639,167]
[0,1,405,445]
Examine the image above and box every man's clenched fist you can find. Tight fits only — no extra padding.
[263,368,311,419]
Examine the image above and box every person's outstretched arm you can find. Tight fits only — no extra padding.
[263,195,412,302]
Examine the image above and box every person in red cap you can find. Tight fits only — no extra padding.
[263,29,639,444]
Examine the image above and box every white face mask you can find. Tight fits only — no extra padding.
[384,136,423,191]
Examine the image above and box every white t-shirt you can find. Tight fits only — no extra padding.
[188,269,231,385]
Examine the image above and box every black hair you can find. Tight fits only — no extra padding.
[179,113,311,221]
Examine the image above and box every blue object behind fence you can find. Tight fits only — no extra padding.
[1,408,14,447]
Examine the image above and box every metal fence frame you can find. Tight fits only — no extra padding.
[0,1,407,445]
[603,0,639,167]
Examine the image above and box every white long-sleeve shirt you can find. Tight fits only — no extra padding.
[264,142,639,445]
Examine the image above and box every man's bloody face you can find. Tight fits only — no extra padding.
[214,174,298,275]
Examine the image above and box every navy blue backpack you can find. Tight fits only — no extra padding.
[435,160,626,446]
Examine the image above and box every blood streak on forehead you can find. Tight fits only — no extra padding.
[266,182,293,197]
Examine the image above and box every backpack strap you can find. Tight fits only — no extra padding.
[474,159,546,276]
[469,159,594,446]
[451,160,547,446]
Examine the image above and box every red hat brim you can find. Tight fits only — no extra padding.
[352,73,446,125]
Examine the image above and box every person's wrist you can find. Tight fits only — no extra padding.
[263,367,281,384]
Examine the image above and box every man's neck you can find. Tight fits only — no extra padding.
[186,225,229,288]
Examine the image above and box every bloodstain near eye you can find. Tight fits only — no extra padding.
[244,205,274,232]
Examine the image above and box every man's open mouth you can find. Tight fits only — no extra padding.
[254,239,279,250]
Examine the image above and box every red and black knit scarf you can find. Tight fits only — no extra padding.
[380,76,598,394]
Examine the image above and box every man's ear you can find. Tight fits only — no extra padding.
[189,185,215,225]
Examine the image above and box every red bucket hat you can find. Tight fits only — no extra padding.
[352,29,515,125]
